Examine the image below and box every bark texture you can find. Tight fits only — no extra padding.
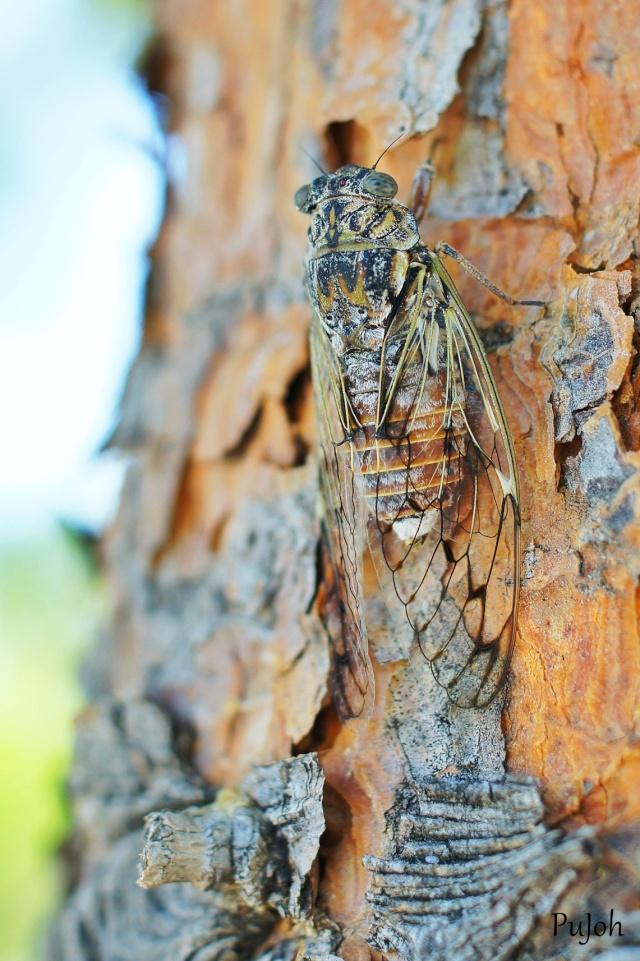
[53,1,640,959]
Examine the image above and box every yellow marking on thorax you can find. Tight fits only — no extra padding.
[338,265,367,304]
[376,210,398,233]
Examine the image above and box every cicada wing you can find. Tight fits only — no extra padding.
[310,314,375,723]
[365,253,520,708]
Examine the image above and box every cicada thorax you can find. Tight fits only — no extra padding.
[307,246,410,346]
[306,196,419,336]
[307,195,420,253]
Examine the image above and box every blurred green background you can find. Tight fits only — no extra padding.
[0,530,103,960]
[0,0,164,956]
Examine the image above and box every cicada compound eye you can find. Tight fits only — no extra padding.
[362,170,398,198]
[294,184,311,210]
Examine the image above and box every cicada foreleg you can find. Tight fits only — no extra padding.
[407,159,436,226]
[435,241,544,308]
[408,156,543,308]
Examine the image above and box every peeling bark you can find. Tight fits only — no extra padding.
[56,0,640,958]
[139,753,325,921]
[365,778,594,961]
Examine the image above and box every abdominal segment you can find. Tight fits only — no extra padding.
[345,351,477,678]
[345,350,470,554]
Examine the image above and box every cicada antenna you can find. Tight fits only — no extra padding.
[371,128,406,169]
[301,147,326,175]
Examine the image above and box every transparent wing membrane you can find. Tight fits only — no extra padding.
[364,253,520,707]
[310,317,375,722]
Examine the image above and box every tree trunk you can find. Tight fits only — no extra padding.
[51,1,640,959]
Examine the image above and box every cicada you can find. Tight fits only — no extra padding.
[295,159,536,723]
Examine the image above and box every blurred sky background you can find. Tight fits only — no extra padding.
[0,0,165,955]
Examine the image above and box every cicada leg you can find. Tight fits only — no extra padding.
[408,160,436,225]
[435,241,543,307]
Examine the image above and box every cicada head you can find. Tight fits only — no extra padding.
[294,164,399,214]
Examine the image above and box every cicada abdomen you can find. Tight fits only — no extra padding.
[296,161,525,722]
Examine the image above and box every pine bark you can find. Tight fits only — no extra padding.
[52,2,640,959]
